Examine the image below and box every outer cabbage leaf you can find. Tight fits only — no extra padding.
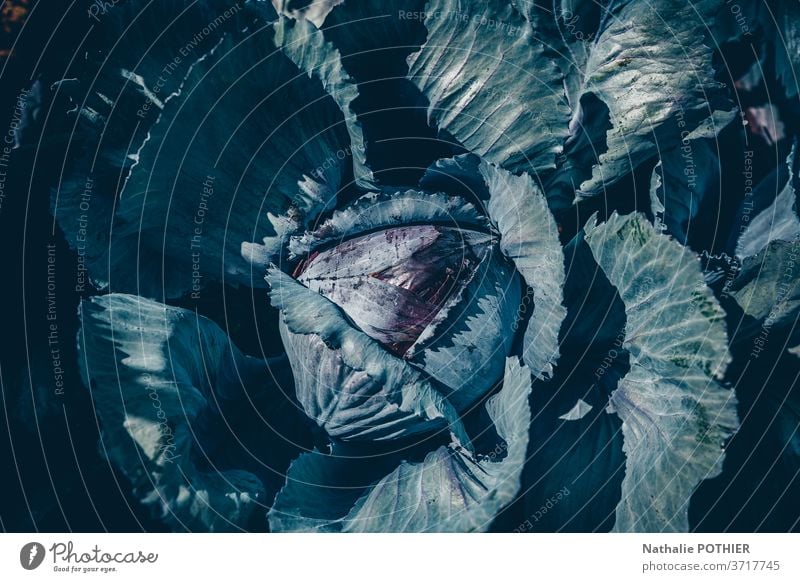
[534,0,736,198]
[728,239,800,345]
[265,446,403,532]
[735,146,800,260]
[52,0,255,296]
[275,16,372,187]
[584,212,738,531]
[66,14,369,298]
[406,0,570,174]
[512,0,603,106]
[736,176,800,260]
[78,294,267,531]
[773,0,800,99]
[650,138,721,245]
[288,189,488,259]
[418,153,491,202]
[269,357,533,532]
[481,160,566,379]
[272,0,342,27]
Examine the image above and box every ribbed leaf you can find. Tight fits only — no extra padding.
[271,0,342,27]
[407,0,570,174]
[481,160,566,379]
[71,14,368,298]
[288,189,487,259]
[729,239,800,341]
[52,0,254,296]
[534,0,736,198]
[774,1,800,99]
[269,357,533,532]
[584,212,738,531]
[650,139,721,245]
[78,294,267,531]
[735,146,800,260]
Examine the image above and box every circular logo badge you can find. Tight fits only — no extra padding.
[20,542,46,570]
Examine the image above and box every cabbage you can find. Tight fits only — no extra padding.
[25,0,800,534]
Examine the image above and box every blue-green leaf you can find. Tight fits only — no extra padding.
[735,146,800,260]
[78,293,267,531]
[52,0,254,296]
[407,0,570,174]
[288,189,487,259]
[536,0,736,198]
[650,139,721,245]
[584,212,738,532]
[269,357,533,532]
[70,14,369,298]
[728,239,800,342]
[271,0,342,27]
[773,1,800,99]
[481,160,566,379]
